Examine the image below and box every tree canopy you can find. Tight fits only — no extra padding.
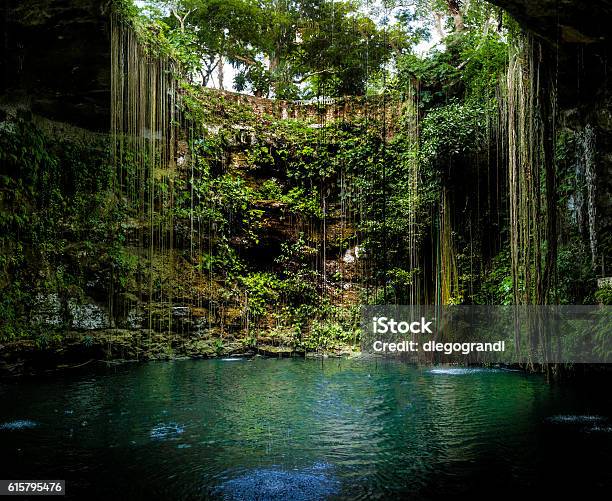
[138,0,416,98]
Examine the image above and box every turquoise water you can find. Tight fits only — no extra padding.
[1,358,611,499]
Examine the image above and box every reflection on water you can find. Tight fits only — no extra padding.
[0,419,38,430]
[545,415,607,424]
[0,358,611,499]
[428,367,505,375]
[215,463,339,501]
[150,423,185,441]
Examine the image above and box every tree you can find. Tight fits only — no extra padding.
[295,0,406,96]
[137,0,408,97]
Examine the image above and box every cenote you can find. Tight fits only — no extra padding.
[1,358,611,500]
[2,0,612,498]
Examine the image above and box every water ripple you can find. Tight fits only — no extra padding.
[150,422,185,440]
[215,465,339,501]
[1,358,610,499]
[429,367,503,375]
[545,415,606,424]
[0,420,38,430]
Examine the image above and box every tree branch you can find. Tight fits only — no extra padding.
[293,69,334,84]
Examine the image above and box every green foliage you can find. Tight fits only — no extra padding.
[395,2,507,103]
[0,283,31,341]
[0,119,119,341]
[275,235,320,306]
[553,240,597,304]
[198,244,243,277]
[241,272,280,319]
[4,0,602,358]
[595,286,612,305]
[283,187,322,218]
[111,0,140,19]
[255,180,322,218]
[306,321,353,350]
[458,30,508,99]
[255,179,283,200]
[477,250,514,305]
[420,101,490,164]
[396,50,460,106]
[109,247,139,289]
[247,145,276,171]
[213,337,225,355]
[136,0,408,97]
[242,333,258,348]
[34,330,63,350]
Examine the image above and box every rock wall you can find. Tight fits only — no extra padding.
[2,0,611,358]
[204,89,404,134]
[491,0,612,276]
[0,0,398,133]
[1,0,111,130]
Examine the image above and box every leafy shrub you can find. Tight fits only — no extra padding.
[595,286,612,305]
[241,272,280,319]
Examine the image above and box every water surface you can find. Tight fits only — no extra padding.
[1,358,611,499]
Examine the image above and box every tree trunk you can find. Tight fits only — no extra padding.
[269,42,281,96]
[433,12,445,39]
[217,55,224,90]
[446,0,465,32]
[269,52,279,72]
